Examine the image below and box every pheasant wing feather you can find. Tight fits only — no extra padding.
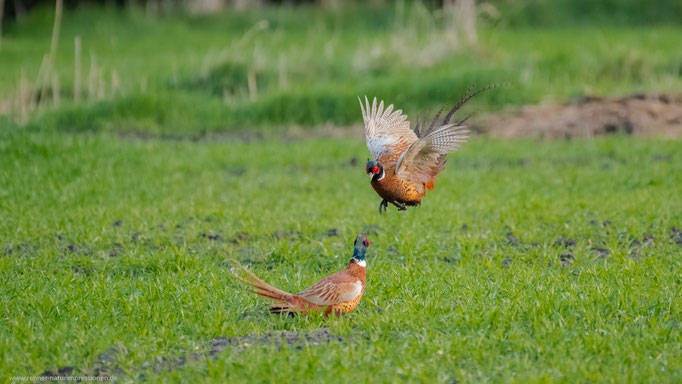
[359,96,417,161]
[395,123,469,186]
[297,272,362,306]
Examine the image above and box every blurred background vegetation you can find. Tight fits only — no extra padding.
[3,3,682,382]
[1,0,681,137]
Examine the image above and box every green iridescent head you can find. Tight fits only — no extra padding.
[352,233,369,262]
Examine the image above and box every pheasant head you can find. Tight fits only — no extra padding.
[365,159,384,182]
[352,233,370,266]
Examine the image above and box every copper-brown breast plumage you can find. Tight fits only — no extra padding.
[371,176,423,205]
[337,293,364,314]
[371,161,424,205]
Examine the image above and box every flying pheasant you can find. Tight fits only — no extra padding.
[361,89,485,213]
[231,233,369,317]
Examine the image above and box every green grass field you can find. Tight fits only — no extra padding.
[1,132,681,382]
[1,1,682,383]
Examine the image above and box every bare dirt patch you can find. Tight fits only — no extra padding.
[479,93,682,139]
[39,329,341,378]
[560,253,574,267]
[3,242,35,257]
[670,227,682,247]
[555,236,577,248]
[592,247,610,258]
[209,328,343,355]
[199,232,224,242]
[40,366,74,379]
[504,227,520,247]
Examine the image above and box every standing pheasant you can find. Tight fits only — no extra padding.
[361,90,485,213]
[232,233,369,316]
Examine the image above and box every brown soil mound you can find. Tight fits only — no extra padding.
[479,94,682,139]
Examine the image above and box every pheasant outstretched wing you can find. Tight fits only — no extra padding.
[297,271,362,306]
[359,96,417,161]
[395,123,469,189]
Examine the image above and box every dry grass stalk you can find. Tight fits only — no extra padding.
[97,68,106,100]
[88,52,98,99]
[36,54,50,108]
[74,36,82,102]
[50,0,64,60]
[444,0,477,46]
[111,69,120,97]
[278,54,288,90]
[52,73,60,107]
[247,66,257,102]
[17,70,35,123]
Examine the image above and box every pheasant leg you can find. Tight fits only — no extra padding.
[391,201,407,211]
[378,199,388,214]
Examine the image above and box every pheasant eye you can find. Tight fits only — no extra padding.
[365,166,370,174]
[373,165,380,174]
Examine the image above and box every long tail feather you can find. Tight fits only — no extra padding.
[417,84,498,138]
[230,259,296,310]
[443,83,498,125]
[424,106,445,136]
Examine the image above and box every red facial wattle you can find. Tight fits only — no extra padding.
[372,165,380,174]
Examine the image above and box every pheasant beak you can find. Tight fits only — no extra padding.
[369,164,380,181]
